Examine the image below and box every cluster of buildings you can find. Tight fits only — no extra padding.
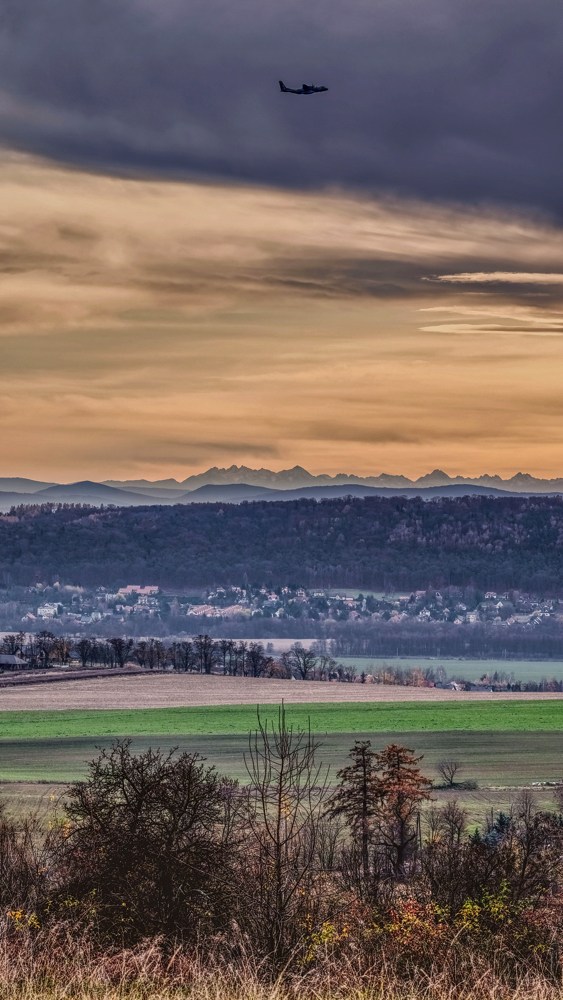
[184,587,560,628]
[0,582,560,635]
[381,591,559,628]
[20,584,162,627]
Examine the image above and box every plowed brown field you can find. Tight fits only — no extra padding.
[0,673,562,711]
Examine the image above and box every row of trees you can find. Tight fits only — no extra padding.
[4,716,563,984]
[1,632,361,680]
[6,631,563,688]
[2,631,140,671]
[8,620,563,671]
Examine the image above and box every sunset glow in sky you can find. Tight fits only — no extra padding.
[2,0,563,481]
[2,154,563,481]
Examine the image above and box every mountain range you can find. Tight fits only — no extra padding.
[103,465,563,493]
[1,466,563,512]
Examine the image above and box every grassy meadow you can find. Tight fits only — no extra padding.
[1,730,562,827]
[1,728,562,785]
[0,699,562,740]
[339,656,563,682]
[0,699,561,824]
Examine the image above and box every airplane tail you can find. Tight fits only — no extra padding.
[279,80,288,92]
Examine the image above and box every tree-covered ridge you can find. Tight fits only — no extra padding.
[2,494,563,590]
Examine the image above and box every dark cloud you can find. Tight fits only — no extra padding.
[1,0,563,211]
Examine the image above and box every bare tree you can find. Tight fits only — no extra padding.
[133,640,148,668]
[146,639,158,670]
[235,640,248,676]
[75,638,93,669]
[35,631,56,669]
[244,704,329,966]
[108,637,134,669]
[1,633,25,655]
[315,653,339,681]
[218,638,234,674]
[246,642,273,678]
[440,799,468,845]
[194,634,216,674]
[53,637,72,665]
[437,760,462,787]
[168,640,196,672]
[312,814,345,871]
[286,643,317,680]
[424,805,444,846]
[153,639,168,669]
[89,640,104,667]
[57,740,235,941]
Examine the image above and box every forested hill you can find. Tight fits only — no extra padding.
[2,494,563,591]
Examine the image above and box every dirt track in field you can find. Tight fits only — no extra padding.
[0,674,562,711]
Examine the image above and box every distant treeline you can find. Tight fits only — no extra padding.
[199,616,563,659]
[4,494,563,591]
[329,619,563,660]
[6,631,562,686]
[3,632,359,682]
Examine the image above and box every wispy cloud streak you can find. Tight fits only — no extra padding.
[432,272,563,284]
[1,157,563,480]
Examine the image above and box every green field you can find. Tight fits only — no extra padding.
[339,657,563,683]
[0,701,561,741]
[0,730,562,791]
[0,702,561,823]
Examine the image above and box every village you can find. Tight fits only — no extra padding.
[1,582,558,632]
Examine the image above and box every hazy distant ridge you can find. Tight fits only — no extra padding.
[103,465,563,493]
[1,467,563,507]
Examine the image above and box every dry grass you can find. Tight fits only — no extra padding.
[0,674,563,711]
[0,778,559,831]
[0,932,559,1000]
[0,975,557,1000]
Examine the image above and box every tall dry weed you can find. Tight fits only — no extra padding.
[0,925,559,1000]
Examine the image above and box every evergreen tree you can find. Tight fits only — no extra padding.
[326,740,380,876]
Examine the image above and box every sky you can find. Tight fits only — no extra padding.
[2,0,563,481]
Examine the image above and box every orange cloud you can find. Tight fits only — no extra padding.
[2,154,563,480]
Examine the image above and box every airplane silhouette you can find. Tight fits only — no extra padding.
[279,80,328,95]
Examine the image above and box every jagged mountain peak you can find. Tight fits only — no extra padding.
[414,469,454,486]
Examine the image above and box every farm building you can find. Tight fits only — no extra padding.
[0,654,27,671]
